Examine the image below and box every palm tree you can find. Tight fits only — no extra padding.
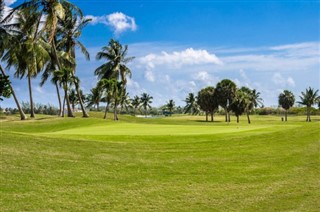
[120,91,132,113]
[140,93,153,117]
[197,87,219,122]
[86,87,103,111]
[230,89,247,123]
[298,87,319,122]
[165,99,175,116]
[58,4,90,117]
[216,79,237,122]
[95,39,134,84]
[68,88,77,112]
[240,87,263,123]
[3,8,50,118]
[184,93,200,115]
[278,90,295,122]
[131,95,140,115]
[0,1,26,120]
[98,79,121,120]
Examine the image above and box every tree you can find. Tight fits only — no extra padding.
[86,87,103,111]
[240,87,263,124]
[216,79,237,122]
[95,39,134,85]
[140,93,153,117]
[58,4,91,117]
[230,89,247,123]
[131,95,140,115]
[0,1,26,120]
[0,72,11,101]
[197,87,219,122]
[184,93,200,115]
[278,90,295,122]
[3,8,50,118]
[298,87,319,122]
[119,91,132,113]
[165,99,175,116]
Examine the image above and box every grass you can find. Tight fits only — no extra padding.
[1,113,319,211]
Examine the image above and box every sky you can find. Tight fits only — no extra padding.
[1,0,320,108]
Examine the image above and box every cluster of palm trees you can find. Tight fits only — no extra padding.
[0,0,91,119]
[279,87,319,122]
[183,79,263,123]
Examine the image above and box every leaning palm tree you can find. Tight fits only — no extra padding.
[95,39,134,84]
[240,87,263,123]
[57,4,90,117]
[184,93,200,115]
[3,8,50,118]
[0,1,26,120]
[140,93,153,117]
[278,90,295,122]
[298,87,319,122]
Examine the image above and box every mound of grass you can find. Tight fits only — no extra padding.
[1,115,319,211]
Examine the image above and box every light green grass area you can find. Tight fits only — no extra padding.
[1,113,319,211]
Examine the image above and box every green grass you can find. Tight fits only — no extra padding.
[1,113,319,211]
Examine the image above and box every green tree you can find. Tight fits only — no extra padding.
[95,39,134,85]
[240,87,263,124]
[0,72,11,101]
[298,87,319,122]
[58,4,90,117]
[197,86,219,122]
[278,90,295,122]
[216,79,237,122]
[120,91,132,113]
[230,89,247,123]
[86,87,103,111]
[140,93,153,117]
[3,8,50,118]
[165,99,175,116]
[131,95,140,115]
[184,93,200,115]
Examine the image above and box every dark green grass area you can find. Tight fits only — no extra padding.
[1,114,319,211]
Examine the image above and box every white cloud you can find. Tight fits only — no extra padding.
[272,73,295,87]
[85,12,137,35]
[139,48,223,70]
[144,70,155,82]
[4,0,16,6]
[35,86,44,94]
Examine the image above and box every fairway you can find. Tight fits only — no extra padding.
[1,114,320,211]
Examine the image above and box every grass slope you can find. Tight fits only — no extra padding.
[1,114,319,211]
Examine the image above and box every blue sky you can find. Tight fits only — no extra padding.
[1,0,320,108]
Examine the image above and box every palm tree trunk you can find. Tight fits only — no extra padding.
[97,103,99,111]
[247,112,251,124]
[211,112,214,122]
[225,108,228,122]
[205,112,208,122]
[28,73,35,118]
[0,65,26,120]
[114,103,118,120]
[285,110,288,121]
[237,115,239,123]
[74,79,89,117]
[103,103,109,119]
[62,96,66,117]
[307,107,311,122]
[55,82,63,117]
[227,110,231,122]
[64,83,74,117]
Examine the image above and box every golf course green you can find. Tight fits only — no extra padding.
[1,114,319,211]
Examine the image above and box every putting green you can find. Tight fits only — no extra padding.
[50,123,281,136]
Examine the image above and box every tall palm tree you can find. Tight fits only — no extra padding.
[3,8,50,118]
[140,93,153,117]
[58,4,90,117]
[95,39,134,84]
[165,99,175,116]
[240,87,263,124]
[120,91,132,113]
[86,87,103,111]
[131,95,140,115]
[278,90,295,122]
[184,93,200,115]
[298,87,319,122]
[0,1,26,120]
[98,79,121,120]
[216,79,237,122]
[230,89,247,123]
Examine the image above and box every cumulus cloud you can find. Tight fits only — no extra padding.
[144,70,155,82]
[139,48,223,70]
[272,73,295,87]
[85,12,137,35]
